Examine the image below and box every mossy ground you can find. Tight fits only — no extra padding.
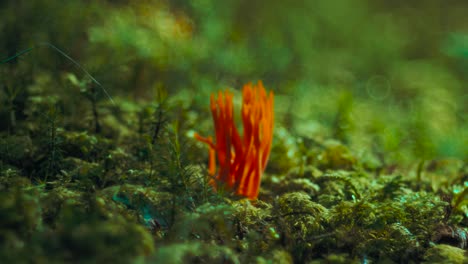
[1,1,467,263]
[0,90,466,263]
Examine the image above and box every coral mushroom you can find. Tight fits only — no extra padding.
[194,81,274,199]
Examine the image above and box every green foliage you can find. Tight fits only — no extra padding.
[232,200,277,258]
[423,244,467,264]
[51,201,155,262]
[0,188,42,261]
[0,135,33,166]
[274,192,328,261]
[328,191,448,261]
[36,104,64,182]
[0,0,466,263]
[61,131,113,161]
[452,182,468,219]
[316,172,362,206]
[150,241,239,264]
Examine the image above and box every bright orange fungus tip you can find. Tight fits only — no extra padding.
[194,81,274,199]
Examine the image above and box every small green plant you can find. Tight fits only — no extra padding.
[146,88,169,179]
[2,82,24,132]
[153,122,200,227]
[37,104,64,182]
[67,73,102,133]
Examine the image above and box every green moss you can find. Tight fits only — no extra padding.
[62,131,113,160]
[0,167,31,189]
[423,244,467,264]
[0,135,33,165]
[0,1,467,263]
[172,202,235,242]
[275,192,329,261]
[316,172,362,206]
[0,188,42,236]
[53,206,155,262]
[316,140,357,170]
[150,242,239,264]
[255,249,293,264]
[0,188,43,261]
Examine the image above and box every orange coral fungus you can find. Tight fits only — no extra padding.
[194,81,274,199]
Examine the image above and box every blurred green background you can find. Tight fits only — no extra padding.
[1,0,467,163]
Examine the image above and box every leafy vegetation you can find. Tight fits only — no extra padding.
[0,0,466,263]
